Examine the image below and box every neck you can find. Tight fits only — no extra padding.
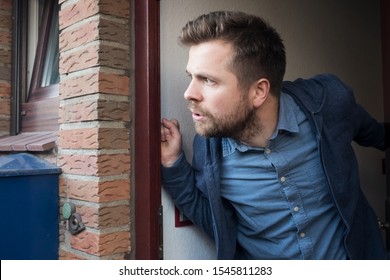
[237,95,279,148]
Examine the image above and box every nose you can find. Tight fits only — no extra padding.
[184,80,203,102]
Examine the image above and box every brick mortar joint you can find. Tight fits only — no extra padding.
[0,11,12,16]
[60,197,130,208]
[59,93,130,105]
[59,67,128,83]
[59,121,128,130]
[58,148,130,155]
[60,173,129,181]
[0,27,12,32]
[78,224,131,235]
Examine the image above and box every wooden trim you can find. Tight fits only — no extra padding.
[0,132,57,151]
[381,0,390,251]
[134,0,161,259]
[21,96,59,132]
[382,1,390,123]
[29,84,59,102]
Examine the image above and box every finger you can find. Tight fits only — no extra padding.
[171,119,180,130]
[161,118,179,142]
[162,118,180,134]
[161,124,167,142]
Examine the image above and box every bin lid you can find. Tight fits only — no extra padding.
[0,153,61,177]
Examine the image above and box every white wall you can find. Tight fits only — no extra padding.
[160,0,385,259]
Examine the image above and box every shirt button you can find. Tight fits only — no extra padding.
[294,206,299,212]
[265,148,271,154]
[280,176,286,183]
[300,232,306,238]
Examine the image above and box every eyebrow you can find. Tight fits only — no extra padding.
[185,69,219,81]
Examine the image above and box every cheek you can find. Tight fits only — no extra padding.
[206,88,239,111]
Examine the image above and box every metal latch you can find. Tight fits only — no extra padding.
[62,202,86,235]
[158,205,163,260]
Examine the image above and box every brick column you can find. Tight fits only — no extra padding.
[0,0,12,137]
[58,0,131,259]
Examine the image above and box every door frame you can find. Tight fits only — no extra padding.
[381,0,390,251]
[134,0,161,259]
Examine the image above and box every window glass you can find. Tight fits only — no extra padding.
[40,3,59,87]
[27,0,59,100]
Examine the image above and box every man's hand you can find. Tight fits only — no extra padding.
[161,118,182,167]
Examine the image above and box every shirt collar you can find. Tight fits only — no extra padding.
[222,92,300,157]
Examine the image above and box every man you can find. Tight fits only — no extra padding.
[161,11,387,259]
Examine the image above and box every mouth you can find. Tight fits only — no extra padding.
[188,104,206,122]
[192,112,204,122]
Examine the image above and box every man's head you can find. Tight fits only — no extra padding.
[179,11,286,95]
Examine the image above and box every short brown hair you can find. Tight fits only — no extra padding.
[179,11,286,95]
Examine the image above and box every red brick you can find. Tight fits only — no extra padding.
[61,177,130,203]
[60,97,130,123]
[76,204,130,229]
[60,17,129,52]
[0,82,10,97]
[60,44,100,74]
[97,99,130,122]
[0,65,11,81]
[59,0,99,30]
[59,127,130,150]
[99,204,130,228]
[59,249,87,260]
[59,128,99,149]
[100,0,129,18]
[0,97,9,115]
[98,73,129,96]
[59,177,68,197]
[0,0,12,10]
[0,119,10,135]
[0,32,11,45]
[0,12,11,29]
[70,230,130,256]
[60,72,129,99]
[60,17,99,52]
[60,43,129,74]
[60,98,99,122]
[77,204,99,228]
[58,153,130,176]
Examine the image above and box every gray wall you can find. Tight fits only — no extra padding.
[160,0,385,259]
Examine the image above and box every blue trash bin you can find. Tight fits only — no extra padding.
[0,153,61,260]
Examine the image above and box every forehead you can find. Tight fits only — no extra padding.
[187,40,234,72]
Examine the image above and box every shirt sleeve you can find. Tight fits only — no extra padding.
[161,151,215,238]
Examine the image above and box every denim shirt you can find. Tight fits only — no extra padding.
[162,74,387,259]
[220,93,346,259]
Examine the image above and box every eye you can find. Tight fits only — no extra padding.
[202,77,215,85]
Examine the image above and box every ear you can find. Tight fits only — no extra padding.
[250,78,271,108]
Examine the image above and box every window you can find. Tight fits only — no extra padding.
[0,0,59,151]
[28,0,59,102]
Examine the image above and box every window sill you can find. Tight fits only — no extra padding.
[0,132,57,152]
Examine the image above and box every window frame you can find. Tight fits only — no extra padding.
[5,0,59,151]
[10,0,28,135]
[12,0,59,127]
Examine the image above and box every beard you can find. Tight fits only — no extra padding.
[188,98,262,142]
